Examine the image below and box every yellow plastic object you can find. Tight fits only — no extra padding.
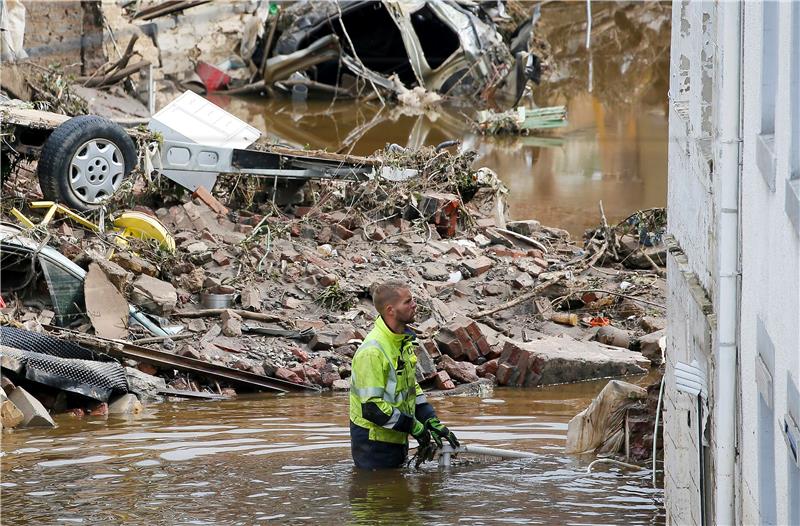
[112,211,176,253]
[29,201,100,231]
[10,208,35,228]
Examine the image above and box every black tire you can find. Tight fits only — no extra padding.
[37,115,137,211]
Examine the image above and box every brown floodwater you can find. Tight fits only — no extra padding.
[201,2,670,237]
[1,378,663,525]
[1,3,669,523]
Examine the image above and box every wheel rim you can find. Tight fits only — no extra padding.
[69,139,125,204]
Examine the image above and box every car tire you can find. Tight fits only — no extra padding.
[37,115,137,211]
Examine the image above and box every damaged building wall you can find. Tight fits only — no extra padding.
[130,1,258,77]
[667,1,800,525]
[20,1,105,75]
[664,2,719,525]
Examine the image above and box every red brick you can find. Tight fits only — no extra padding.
[475,336,493,357]
[463,319,484,343]
[434,332,464,359]
[463,256,494,276]
[453,326,479,361]
[291,347,309,362]
[499,341,523,365]
[193,185,229,215]
[332,223,354,240]
[418,339,441,358]
[419,193,461,238]
[513,351,530,387]
[440,355,478,384]
[476,358,499,378]
[303,365,321,386]
[434,370,456,390]
[276,367,304,384]
[137,363,158,376]
[212,250,231,266]
[495,363,514,385]
[370,227,386,241]
[488,246,526,258]
[289,365,306,381]
[308,357,328,370]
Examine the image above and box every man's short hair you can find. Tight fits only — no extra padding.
[372,280,408,317]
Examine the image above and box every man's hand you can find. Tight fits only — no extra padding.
[411,419,432,448]
[411,420,436,467]
[425,417,460,448]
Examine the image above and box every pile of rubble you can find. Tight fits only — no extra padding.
[2,0,548,115]
[1,131,666,432]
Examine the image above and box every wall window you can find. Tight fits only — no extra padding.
[757,318,777,525]
[757,0,779,190]
[786,2,800,234]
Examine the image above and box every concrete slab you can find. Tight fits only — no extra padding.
[8,386,55,428]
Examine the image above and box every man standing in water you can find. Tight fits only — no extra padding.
[349,280,460,469]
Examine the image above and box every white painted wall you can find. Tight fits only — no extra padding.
[666,1,800,525]
[738,1,800,524]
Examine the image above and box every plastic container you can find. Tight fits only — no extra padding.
[291,84,308,103]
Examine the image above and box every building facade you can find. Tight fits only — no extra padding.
[666,1,800,525]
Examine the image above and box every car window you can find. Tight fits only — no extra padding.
[38,255,86,326]
[0,243,37,293]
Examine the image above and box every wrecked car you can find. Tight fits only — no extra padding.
[1,92,417,211]
[0,223,168,336]
[259,0,534,103]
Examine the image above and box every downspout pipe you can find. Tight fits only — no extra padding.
[715,1,742,524]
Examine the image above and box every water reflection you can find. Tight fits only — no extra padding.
[1,380,664,525]
[214,86,665,237]
[349,469,440,526]
[199,3,670,236]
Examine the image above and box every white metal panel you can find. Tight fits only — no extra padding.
[148,91,260,149]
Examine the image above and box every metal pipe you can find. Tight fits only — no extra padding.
[437,444,536,467]
[652,373,665,486]
[714,2,743,524]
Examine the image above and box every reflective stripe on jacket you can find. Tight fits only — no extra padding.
[349,316,423,444]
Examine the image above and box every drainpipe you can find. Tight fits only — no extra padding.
[714,1,742,524]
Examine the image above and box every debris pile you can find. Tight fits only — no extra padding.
[4,0,548,112]
[1,123,667,419]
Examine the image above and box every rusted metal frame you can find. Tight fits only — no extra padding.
[44,326,319,393]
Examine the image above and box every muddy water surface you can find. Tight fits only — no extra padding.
[1,379,663,525]
[208,1,669,236]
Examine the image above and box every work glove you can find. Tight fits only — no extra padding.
[425,417,460,449]
[411,420,436,468]
[411,419,432,448]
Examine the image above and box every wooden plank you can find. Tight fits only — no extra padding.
[0,105,149,139]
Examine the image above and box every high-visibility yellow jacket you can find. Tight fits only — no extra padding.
[349,316,428,444]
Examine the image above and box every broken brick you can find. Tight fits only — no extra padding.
[434,370,455,390]
[275,367,304,384]
[439,355,478,384]
[462,256,494,277]
[332,223,354,240]
[193,185,229,215]
[476,358,499,378]
[291,347,309,362]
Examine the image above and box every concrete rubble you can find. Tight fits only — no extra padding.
[1,131,667,431]
[0,2,669,437]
